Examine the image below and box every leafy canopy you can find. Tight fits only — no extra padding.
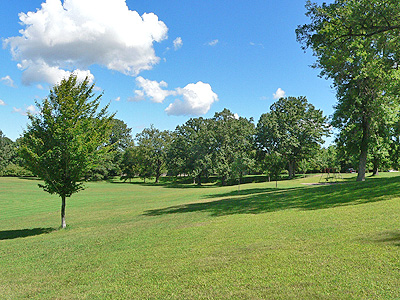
[20,75,114,198]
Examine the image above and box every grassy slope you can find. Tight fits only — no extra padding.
[0,174,399,299]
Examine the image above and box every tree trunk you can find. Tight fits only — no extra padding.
[61,196,66,229]
[288,161,295,179]
[372,157,379,176]
[357,116,370,182]
[197,174,202,186]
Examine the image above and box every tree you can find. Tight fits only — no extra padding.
[255,96,328,178]
[167,117,214,185]
[85,118,133,180]
[296,0,400,181]
[135,125,171,183]
[0,130,15,173]
[212,109,255,185]
[19,75,114,228]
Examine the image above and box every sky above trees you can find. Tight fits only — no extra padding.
[0,0,334,141]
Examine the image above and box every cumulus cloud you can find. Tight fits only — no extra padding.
[173,37,183,50]
[1,76,16,87]
[17,60,94,86]
[207,39,219,46]
[273,88,286,100]
[133,76,175,103]
[4,0,168,85]
[114,97,121,102]
[13,104,40,116]
[165,82,218,116]
[0,99,6,106]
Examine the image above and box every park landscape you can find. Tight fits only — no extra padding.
[2,0,400,299]
[1,173,400,299]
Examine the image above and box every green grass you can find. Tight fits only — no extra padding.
[1,173,400,299]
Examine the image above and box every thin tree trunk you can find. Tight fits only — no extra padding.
[372,157,379,176]
[61,195,66,229]
[357,116,370,182]
[288,161,294,179]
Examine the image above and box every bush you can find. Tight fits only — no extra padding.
[1,164,34,177]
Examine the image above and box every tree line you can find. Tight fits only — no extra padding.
[4,90,400,187]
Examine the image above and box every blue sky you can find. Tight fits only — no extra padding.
[0,0,335,142]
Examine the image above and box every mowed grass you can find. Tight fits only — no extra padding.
[1,174,400,299]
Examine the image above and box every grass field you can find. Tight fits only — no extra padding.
[1,173,400,299]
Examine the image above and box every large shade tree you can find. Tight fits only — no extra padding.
[19,75,114,228]
[256,96,328,178]
[296,0,400,181]
[212,109,255,185]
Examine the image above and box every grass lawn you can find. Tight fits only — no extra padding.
[1,173,400,299]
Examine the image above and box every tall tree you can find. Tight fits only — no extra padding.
[19,75,114,228]
[256,96,328,178]
[296,0,400,181]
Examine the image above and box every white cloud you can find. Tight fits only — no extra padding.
[1,75,16,87]
[165,82,218,116]
[0,99,6,106]
[173,37,183,50]
[114,96,121,102]
[13,105,39,116]
[133,76,174,103]
[17,60,94,86]
[233,113,239,120]
[273,88,286,100]
[207,39,219,46]
[5,0,168,85]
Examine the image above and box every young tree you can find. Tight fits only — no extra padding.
[19,75,114,228]
[255,96,328,178]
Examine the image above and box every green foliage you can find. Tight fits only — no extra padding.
[19,74,114,227]
[297,0,400,181]
[256,96,328,178]
[0,130,17,174]
[20,75,114,197]
[1,163,33,177]
[85,118,133,180]
[212,109,255,185]
[135,125,171,183]
[167,117,215,185]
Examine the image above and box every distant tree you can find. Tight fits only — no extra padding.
[135,125,171,183]
[212,109,255,185]
[120,146,138,182]
[167,118,214,185]
[0,130,15,173]
[86,118,133,180]
[264,152,285,188]
[19,75,114,228]
[255,96,328,178]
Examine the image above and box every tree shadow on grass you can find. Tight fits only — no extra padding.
[144,176,400,217]
[365,231,400,247]
[0,227,56,240]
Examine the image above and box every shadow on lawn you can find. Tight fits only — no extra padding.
[367,231,400,247]
[0,227,56,240]
[144,176,400,217]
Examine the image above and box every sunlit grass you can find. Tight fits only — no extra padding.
[1,173,399,299]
